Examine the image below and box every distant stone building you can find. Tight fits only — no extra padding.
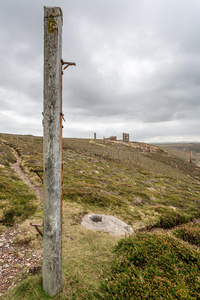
[123,133,129,143]
[110,136,117,141]
[190,151,198,164]
[103,136,117,141]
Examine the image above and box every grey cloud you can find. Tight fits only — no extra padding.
[0,0,200,142]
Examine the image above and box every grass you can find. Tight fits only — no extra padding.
[1,134,200,299]
[2,134,200,230]
[3,276,49,299]
[2,201,120,300]
[61,139,200,229]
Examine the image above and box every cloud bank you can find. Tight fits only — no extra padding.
[0,0,200,142]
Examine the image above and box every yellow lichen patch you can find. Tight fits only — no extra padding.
[47,20,58,33]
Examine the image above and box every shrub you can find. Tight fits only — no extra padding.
[154,207,191,229]
[102,233,200,299]
[174,224,200,247]
[1,201,37,227]
[1,207,15,226]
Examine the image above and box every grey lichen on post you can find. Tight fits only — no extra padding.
[43,6,63,297]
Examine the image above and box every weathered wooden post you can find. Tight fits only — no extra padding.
[43,6,63,296]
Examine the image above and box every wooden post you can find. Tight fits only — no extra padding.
[43,6,63,296]
[94,133,96,140]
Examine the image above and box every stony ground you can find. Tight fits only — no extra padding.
[0,225,42,297]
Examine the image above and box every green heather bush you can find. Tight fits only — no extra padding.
[1,200,37,226]
[102,234,200,299]
[1,207,16,226]
[174,224,200,247]
[154,207,191,229]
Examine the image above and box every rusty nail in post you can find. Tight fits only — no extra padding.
[30,222,43,237]
[61,60,76,72]
[30,169,43,183]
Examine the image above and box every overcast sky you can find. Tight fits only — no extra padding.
[0,0,200,143]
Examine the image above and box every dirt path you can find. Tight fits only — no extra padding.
[11,146,43,202]
[0,143,43,297]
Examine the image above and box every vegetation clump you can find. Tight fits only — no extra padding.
[154,207,192,229]
[102,233,200,299]
[174,223,200,247]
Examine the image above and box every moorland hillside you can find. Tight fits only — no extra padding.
[0,134,200,299]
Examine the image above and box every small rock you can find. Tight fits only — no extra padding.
[29,266,42,274]
[0,243,3,247]
[82,213,134,236]
[4,264,9,268]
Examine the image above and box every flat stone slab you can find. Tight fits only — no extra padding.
[81,213,134,236]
